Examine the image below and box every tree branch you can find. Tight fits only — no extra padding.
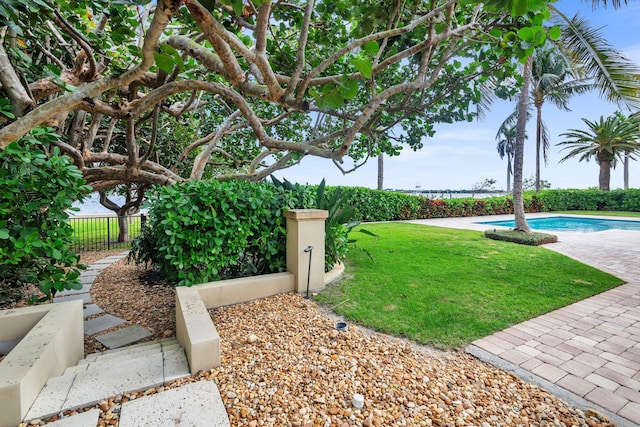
[0,29,35,116]
[0,0,179,149]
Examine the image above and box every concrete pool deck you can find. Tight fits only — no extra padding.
[407,213,640,426]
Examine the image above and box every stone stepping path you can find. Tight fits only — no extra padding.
[118,380,230,426]
[25,338,192,422]
[53,252,152,349]
[23,252,230,426]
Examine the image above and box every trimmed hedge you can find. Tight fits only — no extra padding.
[325,187,547,221]
[326,187,640,221]
[537,189,640,212]
[324,186,418,222]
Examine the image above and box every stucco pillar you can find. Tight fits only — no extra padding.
[285,209,328,294]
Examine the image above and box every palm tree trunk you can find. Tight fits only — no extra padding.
[513,58,532,232]
[377,154,384,190]
[507,152,513,193]
[599,159,611,191]
[624,151,629,190]
[506,155,512,193]
[535,105,542,192]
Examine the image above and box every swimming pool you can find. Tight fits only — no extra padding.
[478,216,640,232]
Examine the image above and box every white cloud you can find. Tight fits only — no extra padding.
[430,127,495,142]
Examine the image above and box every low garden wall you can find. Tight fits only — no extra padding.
[0,300,83,427]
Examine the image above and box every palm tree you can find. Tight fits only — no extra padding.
[510,3,640,231]
[495,125,520,193]
[557,114,640,190]
[531,47,592,192]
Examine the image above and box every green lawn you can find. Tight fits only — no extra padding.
[316,222,623,349]
[70,215,142,250]
[557,210,640,218]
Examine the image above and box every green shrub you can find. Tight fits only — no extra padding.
[484,229,558,246]
[271,177,355,271]
[621,190,640,211]
[328,187,418,222]
[129,180,299,286]
[537,189,640,212]
[314,181,356,271]
[0,128,90,304]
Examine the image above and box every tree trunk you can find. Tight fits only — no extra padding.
[377,153,384,191]
[506,152,512,193]
[116,213,130,243]
[624,151,629,190]
[513,58,532,232]
[535,104,542,193]
[599,159,611,191]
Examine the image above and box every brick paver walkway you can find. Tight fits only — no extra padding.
[409,215,640,426]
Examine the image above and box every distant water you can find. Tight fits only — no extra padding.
[404,191,507,199]
[70,193,128,215]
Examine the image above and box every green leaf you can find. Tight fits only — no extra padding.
[363,41,379,56]
[510,0,527,16]
[154,52,175,73]
[0,229,8,239]
[351,57,372,79]
[341,80,359,99]
[52,249,62,260]
[231,0,243,15]
[503,31,517,43]
[518,27,534,43]
[44,64,61,77]
[533,28,547,45]
[325,90,345,109]
[548,25,561,41]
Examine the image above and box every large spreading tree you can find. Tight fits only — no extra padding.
[0,0,558,193]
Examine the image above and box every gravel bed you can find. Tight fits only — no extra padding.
[205,293,613,427]
[15,256,615,426]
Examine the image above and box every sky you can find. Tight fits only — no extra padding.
[274,0,640,192]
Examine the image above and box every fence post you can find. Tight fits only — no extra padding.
[284,209,328,294]
[107,217,111,250]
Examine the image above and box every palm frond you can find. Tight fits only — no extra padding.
[496,104,531,140]
[585,0,627,9]
[551,8,640,110]
[540,119,551,165]
[557,113,640,164]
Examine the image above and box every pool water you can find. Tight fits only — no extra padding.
[478,216,640,232]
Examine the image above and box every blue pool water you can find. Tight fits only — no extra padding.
[478,216,640,232]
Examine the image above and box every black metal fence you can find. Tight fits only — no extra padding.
[69,214,146,252]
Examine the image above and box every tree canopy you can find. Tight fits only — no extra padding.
[0,0,558,191]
